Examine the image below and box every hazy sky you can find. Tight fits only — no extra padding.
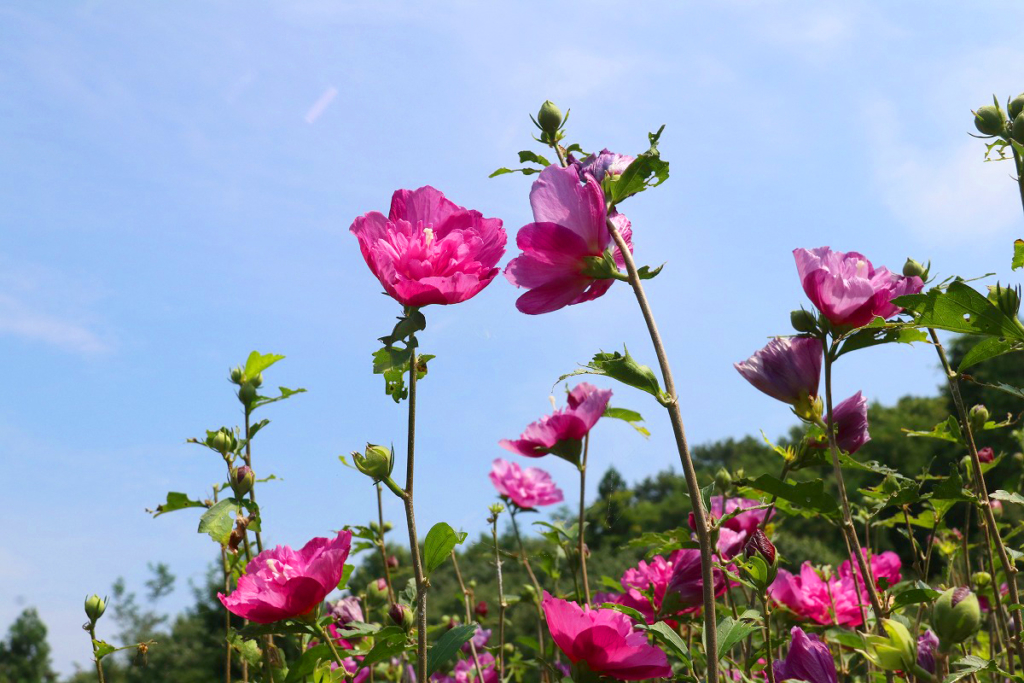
[3,1,1024,675]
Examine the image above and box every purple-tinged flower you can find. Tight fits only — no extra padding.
[489,458,564,508]
[504,165,633,315]
[461,625,492,653]
[350,186,506,307]
[831,391,871,454]
[916,630,939,680]
[772,627,838,683]
[794,247,923,329]
[735,337,822,419]
[327,596,364,625]
[499,383,612,463]
[576,149,635,182]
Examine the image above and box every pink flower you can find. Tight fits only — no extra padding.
[688,497,773,559]
[542,592,672,680]
[773,627,837,683]
[794,247,923,329]
[218,531,352,624]
[327,595,364,625]
[350,186,506,307]
[735,337,822,410]
[664,548,727,614]
[576,149,635,182]
[504,164,633,315]
[500,383,612,463]
[461,626,491,653]
[489,458,564,509]
[831,391,871,454]
[978,446,995,463]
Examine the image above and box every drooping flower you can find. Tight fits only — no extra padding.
[499,383,612,463]
[735,337,823,419]
[794,247,924,329]
[489,458,564,509]
[219,531,352,624]
[504,164,633,315]
[576,149,635,182]
[350,186,506,307]
[327,595,364,625]
[773,627,838,683]
[830,391,871,454]
[541,592,672,680]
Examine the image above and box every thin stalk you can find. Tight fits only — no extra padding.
[222,546,233,683]
[451,551,488,683]
[928,328,1024,670]
[491,515,507,682]
[510,510,548,682]
[603,212,720,683]
[88,625,106,683]
[377,483,396,602]
[1013,146,1024,216]
[578,433,591,606]
[402,349,429,683]
[242,411,263,554]
[314,622,348,671]
[761,597,777,683]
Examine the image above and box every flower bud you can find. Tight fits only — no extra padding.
[206,428,237,454]
[714,468,732,492]
[790,309,818,334]
[387,555,399,569]
[537,100,563,134]
[1015,452,1024,466]
[977,446,995,464]
[743,528,779,587]
[867,619,917,671]
[974,105,1006,136]
[969,405,989,433]
[353,443,394,483]
[229,366,244,384]
[933,587,982,652]
[1013,113,1024,146]
[230,465,255,497]
[503,643,515,655]
[903,258,927,279]
[988,282,1022,320]
[991,498,1004,518]
[367,578,389,604]
[389,603,414,631]
[972,571,992,588]
[1010,94,1024,120]
[237,382,257,407]
[85,594,106,623]
[383,522,393,532]
[475,601,489,618]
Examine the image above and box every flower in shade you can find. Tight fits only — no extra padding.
[794,247,924,329]
[541,592,672,680]
[475,601,488,618]
[977,446,995,463]
[575,149,635,182]
[489,458,564,509]
[916,630,939,680]
[735,337,822,419]
[350,186,506,307]
[831,391,871,454]
[504,164,633,315]
[499,383,612,463]
[219,531,352,623]
[688,496,773,559]
[461,626,492,653]
[773,627,838,683]
[327,596,364,625]
[664,548,728,614]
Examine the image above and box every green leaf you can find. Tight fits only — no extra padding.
[836,322,928,358]
[603,406,650,438]
[1014,239,1024,270]
[904,416,963,444]
[373,347,435,403]
[965,378,1024,401]
[423,522,467,575]
[426,623,477,676]
[894,281,1024,340]
[929,469,975,503]
[488,167,540,178]
[714,616,760,660]
[600,603,648,623]
[558,347,666,404]
[959,337,1022,371]
[517,150,551,166]
[236,620,315,639]
[228,632,263,666]
[197,498,243,545]
[244,351,285,378]
[636,263,665,280]
[149,492,207,517]
[333,622,381,639]
[991,489,1024,505]
[946,655,997,683]
[337,564,355,590]
[645,621,690,665]
[745,474,840,518]
[285,644,335,683]
[93,640,117,660]
[891,585,941,611]
[253,386,307,410]
[626,527,698,556]
[608,126,670,204]
[361,627,408,669]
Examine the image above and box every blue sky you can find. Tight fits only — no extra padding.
[2,1,1024,675]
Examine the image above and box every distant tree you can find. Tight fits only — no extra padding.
[0,607,57,683]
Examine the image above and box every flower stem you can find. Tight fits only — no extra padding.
[928,328,1024,672]
[578,434,591,606]
[376,483,397,602]
[451,551,488,683]
[314,622,348,671]
[88,624,106,683]
[603,214,720,683]
[1012,146,1024,216]
[761,598,776,683]
[242,410,263,554]
[491,513,507,682]
[402,348,429,683]
[510,510,548,683]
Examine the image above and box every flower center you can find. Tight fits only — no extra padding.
[262,558,298,585]
[423,227,435,246]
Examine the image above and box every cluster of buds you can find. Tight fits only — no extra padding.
[532,100,567,146]
[974,93,1024,145]
[230,366,263,409]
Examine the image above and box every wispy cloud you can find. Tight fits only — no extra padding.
[304,86,339,124]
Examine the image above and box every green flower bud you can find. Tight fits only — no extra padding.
[903,258,927,279]
[206,428,237,454]
[249,372,263,389]
[988,282,1022,319]
[714,468,732,492]
[383,521,394,532]
[867,619,917,671]
[229,367,244,384]
[933,587,982,651]
[790,309,818,334]
[237,383,257,407]
[972,571,992,588]
[974,105,1006,136]
[969,404,989,433]
[537,100,563,134]
[230,465,255,497]
[389,603,414,631]
[1011,113,1024,146]
[1014,452,1024,466]
[1011,94,1024,120]
[85,594,106,623]
[367,578,389,604]
[503,643,515,655]
[353,443,394,482]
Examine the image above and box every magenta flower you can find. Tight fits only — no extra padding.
[773,627,838,683]
[978,446,995,463]
[461,625,491,653]
[576,149,635,182]
[499,383,612,463]
[350,186,506,307]
[735,337,822,417]
[489,458,564,509]
[664,548,727,614]
[504,164,633,315]
[688,497,772,559]
[794,247,923,329]
[542,592,672,680]
[327,595,364,625]
[219,531,352,624]
[831,391,871,454]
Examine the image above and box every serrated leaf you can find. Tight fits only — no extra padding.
[745,474,839,517]
[714,616,760,660]
[373,347,434,403]
[360,627,408,669]
[645,621,690,664]
[891,586,941,611]
[991,489,1024,505]
[608,126,670,204]
[337,564,355,590]
[228,632,263,666]
[904,416,963,444]
[836,322,928,358]
[150,492,207,517]
[636,263,665,280]
[244,351,285,378]
[252,386,307,410]
[423,523,467,575]
[93,639,117,660]
[558,347,665,404]
[965,378,1024,401]
[894,281,1024,340]
[959,337,1022,371]
[426,623,477,676]
[946,655,997,683]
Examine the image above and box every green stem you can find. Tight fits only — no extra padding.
[491,515,507,682]
[88,624,106,683]
[1013,146,1024,216]
[578,434,591,606]
[402,346,429,683]
[451,551,488,683]
[510,510,548,683]
[243,410,263,555]
[314,622,348,671]
[376,484,397,603]
[761,598,776,683]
